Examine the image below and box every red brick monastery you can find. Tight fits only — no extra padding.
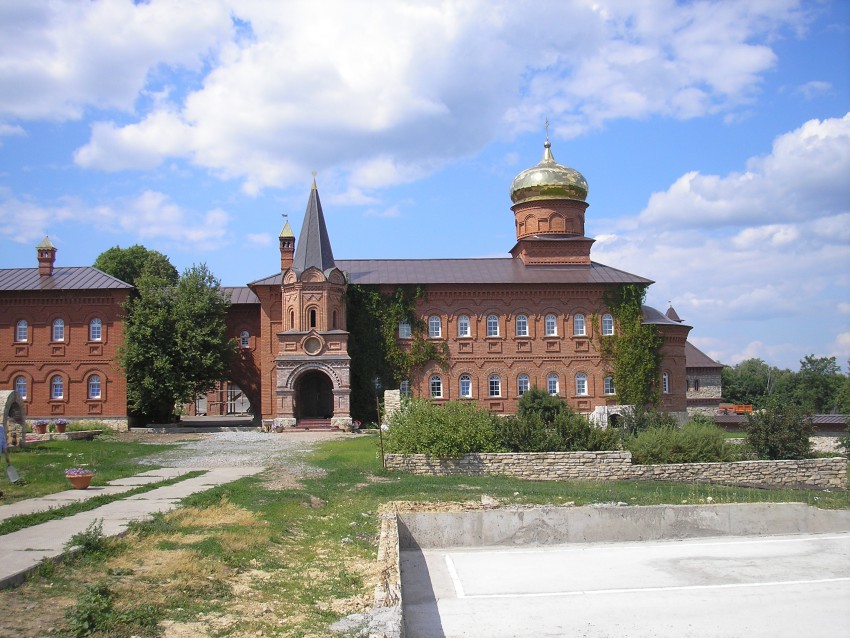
[2,139,712,428]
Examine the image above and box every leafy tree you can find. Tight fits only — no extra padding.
[516,386,566,424]
[720,358,791,408]
[836,362,850,414]
[745,402,813,460]
[94,245,178,288]
[119,264,236,422]
[791,355,844,414]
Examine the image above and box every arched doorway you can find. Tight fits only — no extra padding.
[295,370,334,419]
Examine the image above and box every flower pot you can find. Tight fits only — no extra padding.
[34,424,48,434]
[67,473,94,490]
[55,423,67,433]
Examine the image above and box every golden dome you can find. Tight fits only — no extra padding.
[510,140,588,205]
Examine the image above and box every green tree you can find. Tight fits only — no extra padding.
[745,401,813,460]
[94,245,178,288]
[791,355,844,414]
[721,359,792,408]
[836,361,850,414]
[119,264,236,422]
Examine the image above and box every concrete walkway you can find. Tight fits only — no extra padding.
[0,466,264,589]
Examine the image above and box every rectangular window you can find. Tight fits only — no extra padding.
[545,314,557,336]
[489,376,501,397]
[399,321,411,339]
[547,374,559,396]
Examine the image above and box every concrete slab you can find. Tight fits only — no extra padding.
[402,533,850,637]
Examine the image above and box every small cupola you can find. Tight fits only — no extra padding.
[36,236,57,277]
[280,220,295,271]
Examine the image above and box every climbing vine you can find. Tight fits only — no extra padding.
[345,284,448,421]
[594,284,663,408]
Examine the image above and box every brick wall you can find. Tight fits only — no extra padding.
[384,451,848,490]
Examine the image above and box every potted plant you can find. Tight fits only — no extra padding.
[65,467,96,490]
[33,419,49,435]
[53,418,69,433]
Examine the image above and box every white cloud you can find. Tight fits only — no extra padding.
[833,332,850,361]
[364,205,401,219]
[245,233,273,247]
[796,80,832,99]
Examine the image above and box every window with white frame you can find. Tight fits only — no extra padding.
[52,318,65,341]
[89,318,102,341]
[604,376,615,395]
[457,315,470,337]
[486,314,499,337]
[51,375,64,400]
[488,374,501,397]
[517,374,530,396]
[662,371,670,394]
[602,313,614,336]
[15,320,27,342]
[459,374,472,398]
[545,314,557,336]
[88,374,102,399]
[573,314,586,336]
[240,330,250,348]
[14,376,26,399]
[547,373,559,396]
[430,375,443,398]
[399,321,412,339]
[428,315,441,338]
[575,372,588,396]
[516,314,529,337]
[399,380,410,396]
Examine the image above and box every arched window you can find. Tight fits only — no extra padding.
[457,315,470,337]
[573,314,586,336]
[602,313,614,336]
[15,320,28,342]
[547,373,559,396]
[517,374,530,396]
[332,310,338,330]
[604,376,615,395]
[545,314,557,336]
[89,318,102,341]
[309,308,317,329]
[50,375,64,400]
[428,316,442,338]
[88,374,102,399]
[488,374,501,397]
[662,371,670,394]
[239,330,250,348]
[290,310,295,330]
[575,373,588,396]
[14,376,27,399]
[399,321,412,339]
[459,374,472,398]
[400,380,410,396]
[486,315,499,337]
[52,318,65,341]
[430,375,443,398]
[516,314,528,337]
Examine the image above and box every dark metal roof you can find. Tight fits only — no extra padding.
[665,305,683,322]
[641,304,691,327]
[716,413,849,428]
[686,341,723,369]
[222,286,259,304]
[0,267,132,292]
[292,183,336,277]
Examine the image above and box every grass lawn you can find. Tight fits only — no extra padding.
[1,434,848,638]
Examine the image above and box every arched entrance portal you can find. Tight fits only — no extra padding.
[295,370,334,419]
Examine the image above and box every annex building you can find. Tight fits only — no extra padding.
[2,139,717,428]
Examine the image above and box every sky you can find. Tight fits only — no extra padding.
[1,0,848,373]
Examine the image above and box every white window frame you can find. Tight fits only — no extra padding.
[457,315,470,337]
[51,375,64,400]
[430,375,443,398]
[486,314,499,337]
[575,373,588,396]
[516,314,529,337]
[602,313,614,336]
[88,374,102,399]
[52,318,65,342]
[545,314,557,336]
[488,374,501,397]
[428,315,442,338]
[399,321,412,339]
[89,318,102,341]
[517,374,530,396]
[459,374,472,398]
[573,314,586,336]
[16,320,27,342]
[14,376,26,399]
[662,371,670,394]
[547,373,559,396]
[240,330,250,348]
[399,380,410,396]
[604,376,615,395]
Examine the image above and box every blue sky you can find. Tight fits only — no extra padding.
[1,0,848,373]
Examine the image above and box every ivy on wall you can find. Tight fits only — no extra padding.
[345,284,448,422]
[595,284,663,408]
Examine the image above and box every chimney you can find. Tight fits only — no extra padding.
[280,220,295,271]
[36,236,57,277]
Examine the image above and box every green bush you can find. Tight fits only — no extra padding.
[496,409,620,452]
[617,406,679,436]
[384,398,501,457]
[745,403,813,460]
[516,387,566,424]
[626,422,737,465]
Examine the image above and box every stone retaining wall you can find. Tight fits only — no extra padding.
[384,451,848,490]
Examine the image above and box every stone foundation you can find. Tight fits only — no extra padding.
[384,451,848,490]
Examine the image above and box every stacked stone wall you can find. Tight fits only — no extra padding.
[384,452,847,490]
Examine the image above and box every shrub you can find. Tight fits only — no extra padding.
[384,398,501,457]
[496,409,620,452]
[616,406,679,436]
[516,387,566,424]
[839,418,850,459]
[745,403,813,460]
[626,422,736,465]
